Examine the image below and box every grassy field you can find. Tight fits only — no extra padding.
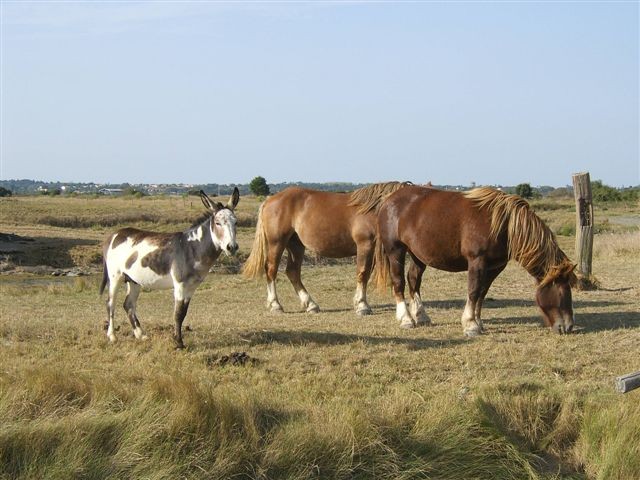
[0,194,639,479]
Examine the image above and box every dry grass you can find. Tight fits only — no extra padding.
[593,230,640,258]
[0,196,639,479]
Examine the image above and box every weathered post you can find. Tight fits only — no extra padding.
[615,372,640,393]
[572,172,596,289]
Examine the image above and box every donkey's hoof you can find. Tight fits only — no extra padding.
[174,343,185,350]
[356,307,373,316]
[464,329,481,338]
[140,335,149,341]
[306,305,320,314]
[108,334,117,343]
[270,305,284,313]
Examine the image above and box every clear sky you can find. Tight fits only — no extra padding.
[1,1,638,187]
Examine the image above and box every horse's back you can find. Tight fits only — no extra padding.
[261,187,362,256]
[380,186,498,271]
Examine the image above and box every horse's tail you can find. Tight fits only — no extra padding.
[242,202,268,279]
[99,257,109,295]
[373,230,391,292]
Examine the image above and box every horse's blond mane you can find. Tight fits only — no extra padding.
[464,188,576,286]
[348,181,411,215]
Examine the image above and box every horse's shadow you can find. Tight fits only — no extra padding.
[222,329,467,351]
[488,311,639,332]
[373,297,626,312]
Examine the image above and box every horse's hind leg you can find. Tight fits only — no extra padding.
[123,280,147,340]
[407,256,431,326]
[353,240,373,316]
[462,257,487,337]
[106,273,123,342]
[387,244,414,329]
[286,235,319,313]
[266,242,286,313]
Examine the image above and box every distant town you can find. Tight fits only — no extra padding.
[0,178,638,202]
[0,178,567,196]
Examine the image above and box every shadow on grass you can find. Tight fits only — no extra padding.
[575,310,640,332]
[0,235,98,268]
[488,310,640,333]
[230,329,467,350]
[373,297,626,313]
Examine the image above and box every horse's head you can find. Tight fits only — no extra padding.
[535,266,577,334]
[200,188,240,255]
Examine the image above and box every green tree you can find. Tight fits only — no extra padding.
[591,180,621,202]
[0,187,12,197]
[249,176,270,196]
[515,183,533,199]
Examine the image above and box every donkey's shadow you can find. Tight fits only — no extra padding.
[218,329,467,351]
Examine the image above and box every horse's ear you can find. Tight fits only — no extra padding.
[227,187,240,210]
[200,190,218,213]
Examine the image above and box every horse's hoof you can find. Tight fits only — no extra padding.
[464,329,481,338]
[270,305,284,313]
[356,307,373,316]
[415,319,432,327]
[175,343,185,350]
[306,305,320,314]
[140,335,149,341]
[399,321,416,329]
[108,334,117,343]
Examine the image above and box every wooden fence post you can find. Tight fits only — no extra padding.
[572,172,596,289]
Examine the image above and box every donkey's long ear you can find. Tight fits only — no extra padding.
[227,187,240,211]
[200,190,219,213]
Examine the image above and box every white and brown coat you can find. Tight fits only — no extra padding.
[99,189,240,348]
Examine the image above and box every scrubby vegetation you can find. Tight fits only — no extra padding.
[0,192,638,479]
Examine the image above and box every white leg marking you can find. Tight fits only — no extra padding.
[297,289,319,313]
[353,283,372,315]
[461,297,481,337]
[133,326,148,340]
[267,281,283,312]
[396,301,415,329]
[410,292,431,326]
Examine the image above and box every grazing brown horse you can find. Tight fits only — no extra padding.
[375,186,577,335]
[243,182,409,314]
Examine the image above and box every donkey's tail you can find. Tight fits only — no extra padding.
[99,258,109,295]
[373,230,391,292]
[242,202,268,279]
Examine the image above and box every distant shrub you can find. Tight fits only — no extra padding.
[249,176,270,196]
[556,224,575,236]
[515,183,533,199]
[0,186,12,197]
[548,187,572,198]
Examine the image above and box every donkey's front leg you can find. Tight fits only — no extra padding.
[173,297,191,349]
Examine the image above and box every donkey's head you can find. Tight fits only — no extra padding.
[200,188,240,255]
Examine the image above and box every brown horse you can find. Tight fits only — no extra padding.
[243,182,408,314]
[375,186,577,335]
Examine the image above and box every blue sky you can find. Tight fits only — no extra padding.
[1,1,638,187]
